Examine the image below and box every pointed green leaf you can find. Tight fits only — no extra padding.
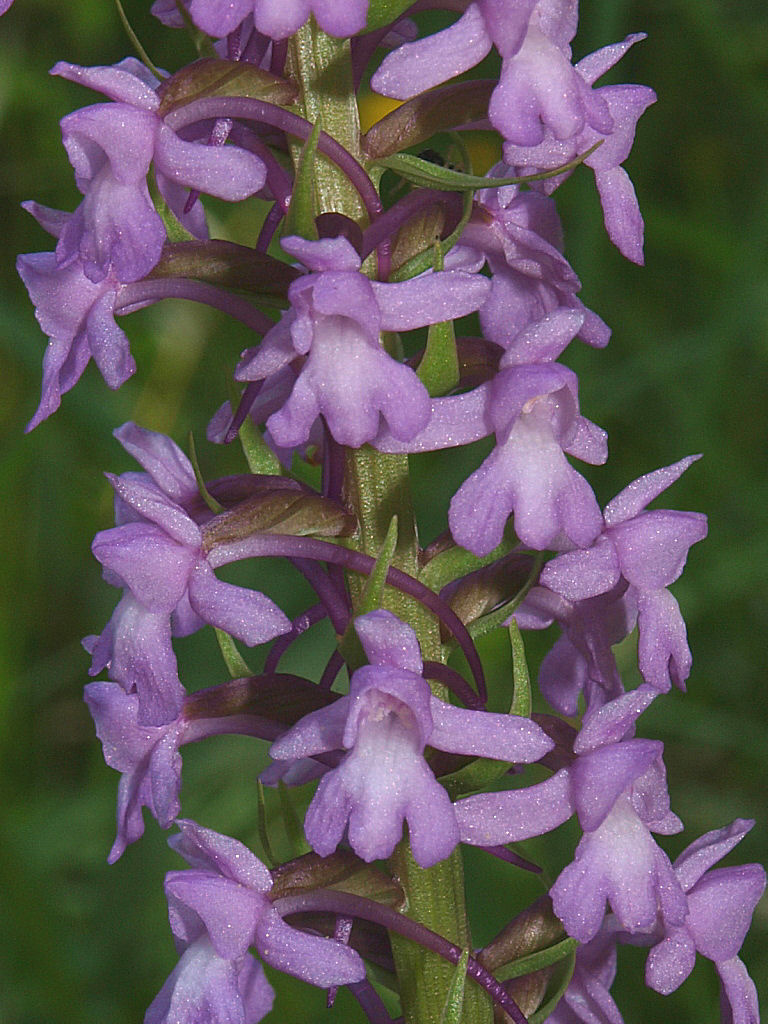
[495,938,579,984]
[214,628,253,679]
[339,516,399,672]
[439,618,537,798]
[237,414,283,476]
[278,780,310,856]
[170,0,217,57]
[148,240,300,297]
[376,141,603,192]
[149,178,196,243]
[415,245,460,396]
[224,377,283,476]
[283,115,322,239]
[418,314,459,396]
[202,490,357,552]
[360,516,399,614]
[114,0,163,79]
[157,57,297,117]
[528,948,577,1024]
[256,780,277,869]
[188,432,225,514]
[439,747,517,801]
[508,620,531,719]
[439,948,470,1024]
[363,0,418,33]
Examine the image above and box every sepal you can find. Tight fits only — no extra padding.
[201,488,357,553]
[184,674,339,728]
[363,81,495,160]
[148,240,300,297]
[375,142,603,193]
[156,58,297,117]
[270,850,405,909]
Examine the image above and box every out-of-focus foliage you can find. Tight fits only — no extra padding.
[0,2,765,1021]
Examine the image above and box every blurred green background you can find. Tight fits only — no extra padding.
[0,1,766,1021]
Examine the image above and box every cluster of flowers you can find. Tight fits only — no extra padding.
[10,1,763,1023]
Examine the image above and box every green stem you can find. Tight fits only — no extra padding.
[286,22,365,224]
[287,21,491,1024]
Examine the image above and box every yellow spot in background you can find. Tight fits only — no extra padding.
[357,91,404,133]
[461,131,502,176]
[357,93,501,175]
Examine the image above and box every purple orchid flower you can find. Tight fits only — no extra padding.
[270,609,553,867]
[540,456,708,692]
[373,358,606,556]
[85,677,283,863]
[49,58,266,283]
[371,2,578,120]
[373,2,618,152]
[85,681,187,863]
[235,235,491,449]
[85,424,291,725]
[456,181,610,351]
[0,0,16,13]
[644,819,765,1024]
[152,0,368,40]
[449,362,607,555]
[146,934,274,1024]
[503,34,657,263]
[17,200,143,430]
[456,690,688,945]
[512,583,637,715]
[549,748,686,944]
[547,920,625,1024]
[147,819,365,1024]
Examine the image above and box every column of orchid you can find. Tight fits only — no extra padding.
[10,1,764,1023]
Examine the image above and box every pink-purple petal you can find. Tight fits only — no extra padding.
[187,0,251,36]
[455,769,574,846]
[603,455,702,527]
[644,927,697,994]
[673,819,755,893]
[355,608,423,673]
[571,739,662,832]
[166,871,262,959]
[154,124,267,200]
[269,697,349,762]
[93,522,195,611]
[145,936,272,1024]
[715,956,761,1024]
[51,59,159,110]
[686,866,767,964]
[254,904,365,986]
[107,475,202,547]
[540,537,622,603]
[428,698,554,762]
[370,5,492,100]
[114,422,198,505]
[187,561,292,646]
[635,588,692,692]
[171,819,273,891]
[372,271,491,331]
